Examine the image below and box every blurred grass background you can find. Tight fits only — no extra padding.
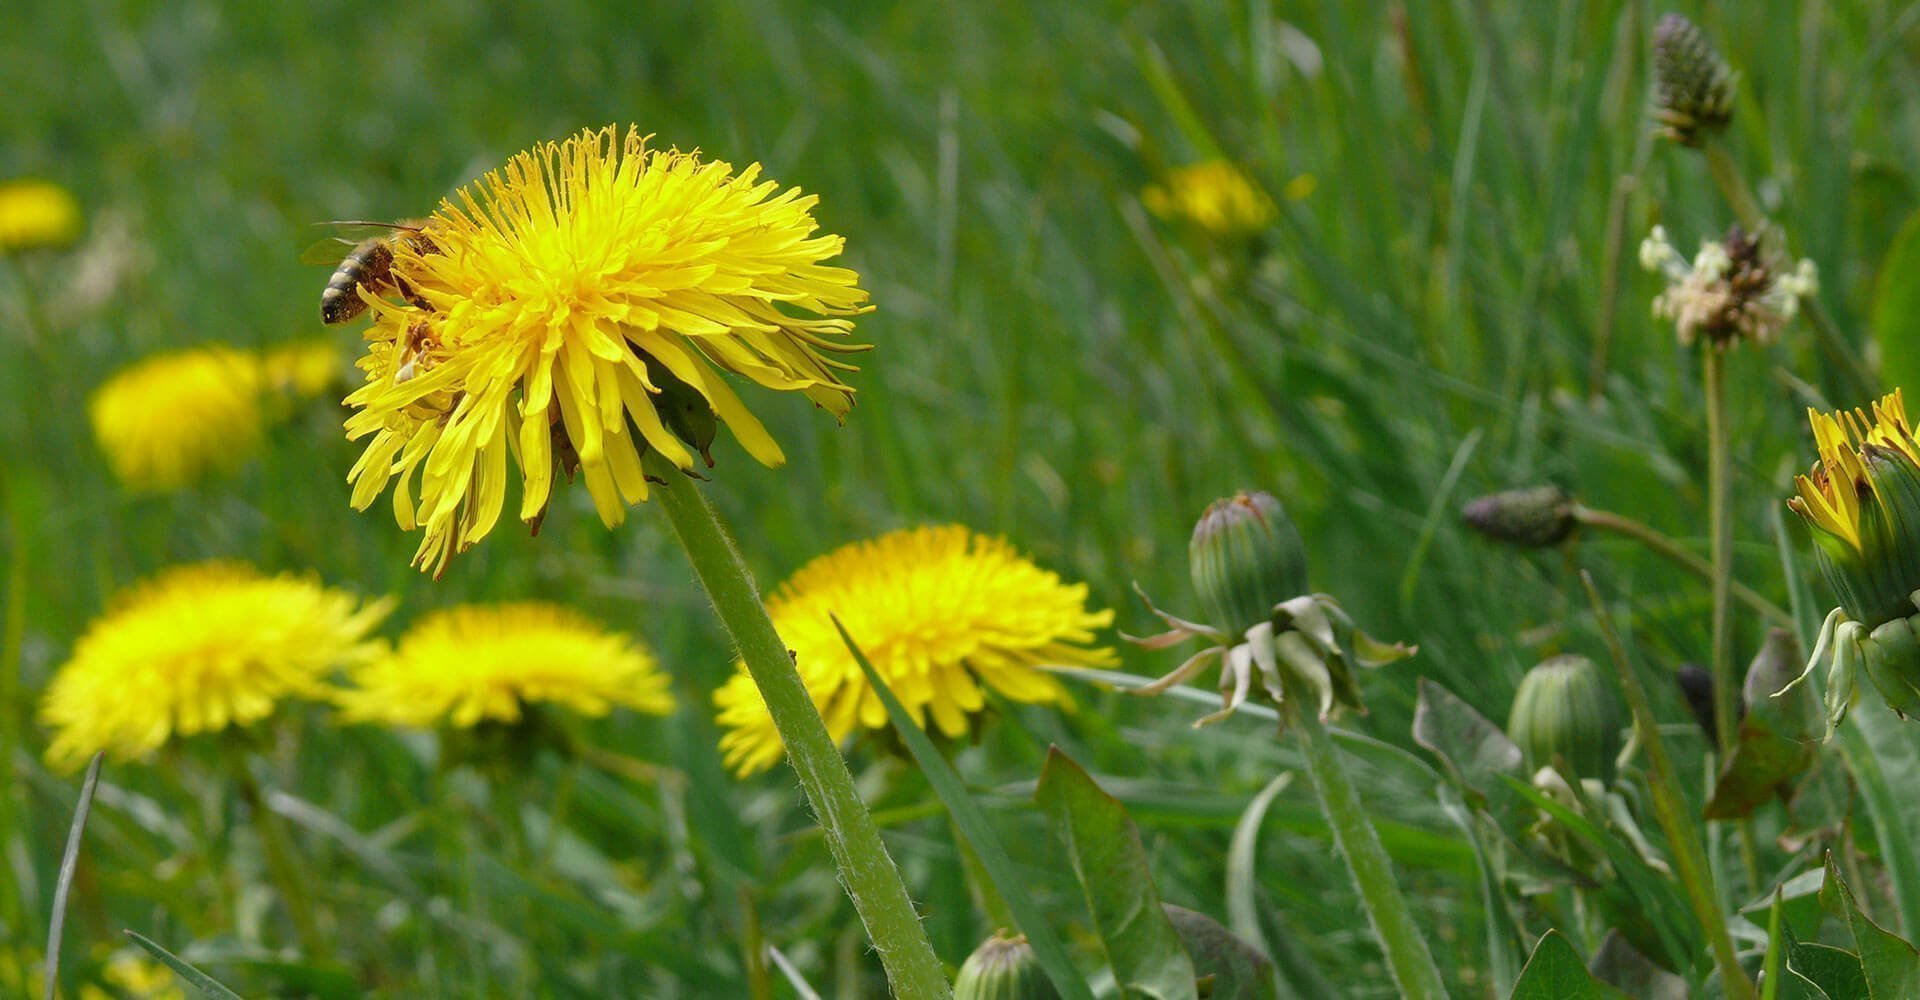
[4,0,1919,996]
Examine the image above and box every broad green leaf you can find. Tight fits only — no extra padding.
[1741,869,1829,945]
[124,931,246,1000]
[835,618,1094,1000]
[1873,208,1920,397]
[1783,924,1862,1000]
[1705,630,1816,819]
[1508,930,1623,1000]
[1821,854,1920,998]
[1036,748,1198,1000]
[1163,904,1278,1000]
[1412,677,1524,820]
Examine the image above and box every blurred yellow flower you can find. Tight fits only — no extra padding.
[714,526,1114,776]
[39,562,390,770]
[1143,161,1275,237]
[341,124,871,575]
[95,951,185,1000]
[88,346,265,492]
[335,602,674,728]
[260,336,345,400]
[0,178,82,250]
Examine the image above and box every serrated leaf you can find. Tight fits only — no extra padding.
[1821,854,1920,998]
[1706,630,1816,819]
[1784,930,1863,1000]
[1036,748,1198,1000]
[1412,678,1524,820]
[1163,904,1278,1000]
[1509,930,1623,1000]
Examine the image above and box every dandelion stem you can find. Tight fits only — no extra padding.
[1280,686,1450,1000]
[1579,571,1756,1000]
[234,761,328,961]
[1569,504,1792,626]
[646,454,951,1000]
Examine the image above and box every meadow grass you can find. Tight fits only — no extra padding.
[7,1,1920,996]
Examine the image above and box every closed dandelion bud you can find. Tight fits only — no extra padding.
[1190,491,1310,635]
[953,932,1058,1000]
[1653,13,1735,146]
[1507,655,1623,783]
[1461,485,1576,549]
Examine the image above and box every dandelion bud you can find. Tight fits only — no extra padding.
[1189,491,1310,635]
[953,932,1058,1000]
[1461,485,1576,549]
[1653,13,1736,146]
[1507,655,1623,783]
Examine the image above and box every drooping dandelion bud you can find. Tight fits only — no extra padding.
[1461,485,1576,549]
[1507,655,1623,783]
[1784,390,1920,727]
[1652,13,1736,147]
[1189,490,1310,635]
[1641,224,1816,349]
[953,932,1058,1000]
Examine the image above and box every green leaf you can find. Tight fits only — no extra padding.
[1705,629,1817,819]
[833,617,1094,1000]
[1783,924,1861,1000]
[1036,747,1198,1000]
[1741,869,1829,945]
[1508,930,1623,1000]
[1821,853,1920,999]
[1586,931,1687,1000]
[1163,904,1278,1000]
[1412,677,1524,820]
[1874,208,1920,397]
[123,931,246,1000]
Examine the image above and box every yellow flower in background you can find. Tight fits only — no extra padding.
[260,336,345,400]
[39,563,390,770]
[714,526,1115,777]
[335,602,674,728]
[342,124,871,575]
[1143,161,1277,238]
[89,346,265,491]
[95,951,186,1000]
[0,178,82,250]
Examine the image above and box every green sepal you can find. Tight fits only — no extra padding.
[1864,616,1920,718]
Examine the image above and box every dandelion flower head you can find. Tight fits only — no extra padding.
[89,346,266,492]
[39,562,390,770]
[260,336,345,400]
[714,526,1115,776]
[335,602,674,728]
[1143,161,1275,238]
[342,125,871,574]
[0,178,82,250]
[1790,391,1920,553]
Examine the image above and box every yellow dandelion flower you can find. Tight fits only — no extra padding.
[1143,161,1275,238]
[713,526,1115,777]
[0,178,82,250]
[39,562,390,770]
[341,125,871,575]
[95,951,186,1000]
[1790,390,1920,554]
[336,602,674,728]
[259,336,345,400]
[89,346,266,492]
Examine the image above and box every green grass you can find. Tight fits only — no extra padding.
[8,1,1920,996]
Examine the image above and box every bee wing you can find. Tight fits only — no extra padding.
[298,237,359,266]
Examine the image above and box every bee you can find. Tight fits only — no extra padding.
[301,220,439,324]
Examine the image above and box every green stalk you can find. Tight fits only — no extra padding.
[645,453,950,999]
[1280,688,1449,1000]
[1569,504,1792,626]
[233,761,328,960]
[1579,572,1755,1000]
[1703,349,1737,764]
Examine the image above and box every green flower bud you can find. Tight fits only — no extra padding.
[1653,13,1736,147]
[1461,485,1576,549]
[1189,491,1309,634]
[953,932,1059,1000]
[1507,655,1623,783]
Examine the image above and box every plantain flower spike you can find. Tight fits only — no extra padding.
[952,932,1058,1000]
[1461,484,1577,549]
[1641,224,1816,349]
[1783,390,1920,729]
[1507,655,1623,784]
[1652,13,1736,147]
[1129,491,1413,727]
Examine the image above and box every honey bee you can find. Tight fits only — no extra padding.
[301,219,439,324]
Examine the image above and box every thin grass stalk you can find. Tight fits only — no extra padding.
[1579,571,1755,1000]
[1280,684,1449,1000]
[645,452,950,999]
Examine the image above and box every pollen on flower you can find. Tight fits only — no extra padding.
[712,525,1114,777]
[339,125,872,575]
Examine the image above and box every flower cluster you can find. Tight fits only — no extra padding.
[1640,225,1815,348]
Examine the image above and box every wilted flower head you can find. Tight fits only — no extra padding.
[39,562,389,769]
[713,526,1113,777]
[341,125,870,575]
[1132,491,1413,727]
[1641,224,1815,348]
[1783,391,1920,727]
[0,178,82,250]
[89,346,266,491]
[1652,14,1736,146]
[1143,161,1275,238]
[1462,485,1577,549]
[335,602,673,729]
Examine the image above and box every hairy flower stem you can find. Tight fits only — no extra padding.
[1568,505,1791,626]
[1281,687,1449,1000]
[1580,572,1756,1000]
[234,762,328,961]
[647,454,950,1000]
[1700,137,1873,400]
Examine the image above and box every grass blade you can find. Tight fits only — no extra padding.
[123,930,246,1000]
[831,614,1094,1000]
[43,751,102,1000]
